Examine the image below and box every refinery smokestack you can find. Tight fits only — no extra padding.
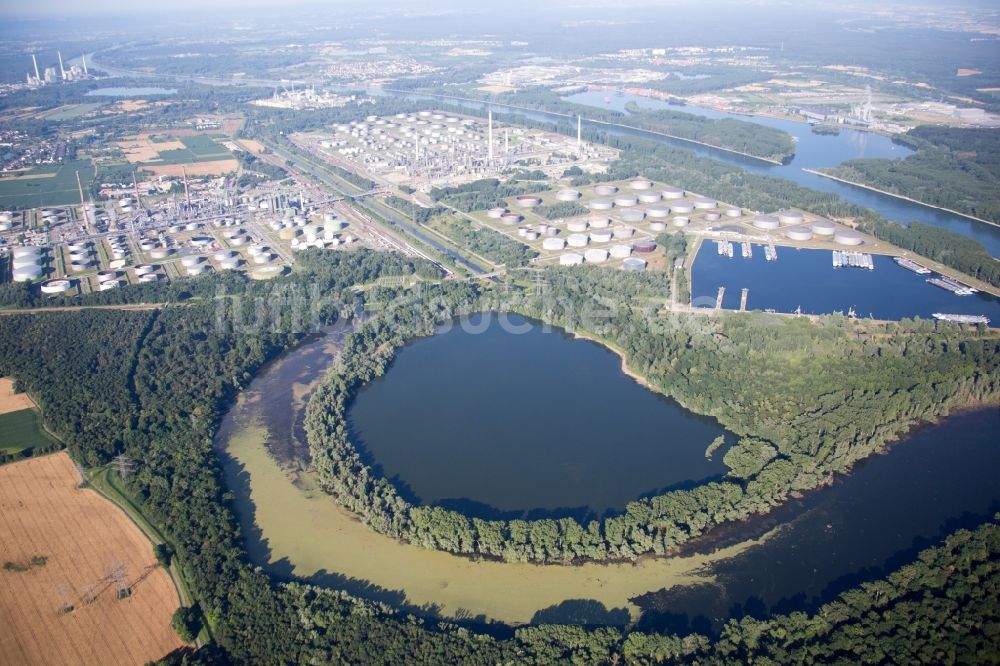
[577,115,582,150]
[32,54,40,81]
[81,54,88,75]
[488,110,494,161]
[57,51,65,80]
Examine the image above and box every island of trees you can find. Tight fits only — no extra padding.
[821,125,1000,224]
[0,251,997,664]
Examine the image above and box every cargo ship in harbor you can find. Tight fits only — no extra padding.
[926,276,977,296]
[894,257,931,275]
[833,250,873,270]
[933,313,990,325]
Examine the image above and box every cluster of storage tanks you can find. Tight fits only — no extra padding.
[268,211,350,250]
[0,211,15,232]
[11,246,47,282]
[328,111,486,169]
[749,210,863,245]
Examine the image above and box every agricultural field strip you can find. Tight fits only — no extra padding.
[0,454,182,665]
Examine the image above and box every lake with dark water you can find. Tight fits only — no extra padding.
[347,312,732,520]
[691,243,1000,321]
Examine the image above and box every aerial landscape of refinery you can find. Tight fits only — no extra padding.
[0,2,999,665]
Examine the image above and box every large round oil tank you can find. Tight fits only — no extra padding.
[220,257,240,270]
[649,221,666,232]
[323,212,338,224]
[610,244,632,258]
[559,252,584,266]
[0,222,12,232]
[181,255,204,267]
[140,240,156,251]
[567,219,589,233]
[670,200,694,214]
[588,216,611,229]
[647,204,670,218]
[0,211,12,223]
[567,233,589,248]
[673,216,690,227]
[724,207,742,218]
[661,186,684,199]
[590,229,613,243]
[811,219,836,236]
[150,247,172,259]
[594,184,618,196]
[637,191,662,204]
[12,246,44,259]
[12,266,41,282]
[229,236,249,247]
[556,189,581,202]
[613,226,635,239]
[12,256,42,270]
[250,266,287,280]
[704,211,721,222]
[752,214,780,230]
[784,226,813,241]
[693,196,717,210]
[67,241,89,252]
[542,237,566,251]
[514,195,542,209]
[500,213,522,225]
[214,249,236,261]
[109,259,128,270]
[96,270,118,281]
[584,248,609,263]
[41,279,71,294]
[70,260,93,272]
[138,272,160,283]
[614,194,638,207]
[834,229,864,246]
[134,264,155,276]
[589,199,614,211]
[622,257,647,271]
[629,178,653,191]
[619,208,645,223]
[524,231,540,241]
[99,279,122,291]
[186,263,208,276]
[778,209,804,225]
[487,207,507,219]
[632,239,656,253]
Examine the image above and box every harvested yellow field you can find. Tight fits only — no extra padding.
[237,139,265,154]
[145,160,239,177]
[117,138,186,163]
[0,378,36,415]
[0,452,186,665]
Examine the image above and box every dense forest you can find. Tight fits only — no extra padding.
[422,212,538,268]
[304,267,1000,565]
[0,253,997,664]
[822,126,1000,223]
[429,177,549,212]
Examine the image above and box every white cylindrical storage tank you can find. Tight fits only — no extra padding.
[589,199,614,211]
[638,191,662,204]
[785,226,813,241]
[12,256,42,270]
[229,236,249,247]
[610,244,632,258]
[705,211,721,222]
[647,204,670,219]
[169,224,183,233]
[517,227,529,238]
[559,252,584,266]
[138,272,160,283]
[67,241,88,252]
[514,195,542,209]
[567,233,589,248]
[613,226,635,239]
[588,216,610,229]
[834,229,864,246]
[778,209,804,226]
[724,207,742,218]
[632,239,657,253]
[661,187,684,199]
[324,212,338,224]
[0,222,12,232]
[185,222,200,231]
[524,231,540,241]
[620,208,645,223]
[812,219,836,236]
[109,259,127,270]
[487,207,507,219]
[542,238,566,251]
[594,184,618,196]
[673,216,690,227]
[150,248,172,259]
[649,221,666,232]
[622,257,647,271]
[140,240,156,251]
[590,229,613,243]
[13,246,44,259]
[693,196,717,210]
[614,194,638,207]
[500,213,522,225]
[12,266,41,282]
[248,244,268,257]
[41,279,71,294]
[220,257,240,270]
[99,279,122,291]
[567,219,589,233]
[752,214,780,230]
[186,264,207,276]
[222,228,243,239]
[250,266,286,280]
[629,178,653,191]
[181,255,203,267]
[134,263,155,276]
[96,270,118,281]
[0,212,12,223]
[556,189,581,202]
[214,249,236,261]
[191,236,213,248]
[584,248,609,263]
[670,200,694,214]
[70,260,93,272]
